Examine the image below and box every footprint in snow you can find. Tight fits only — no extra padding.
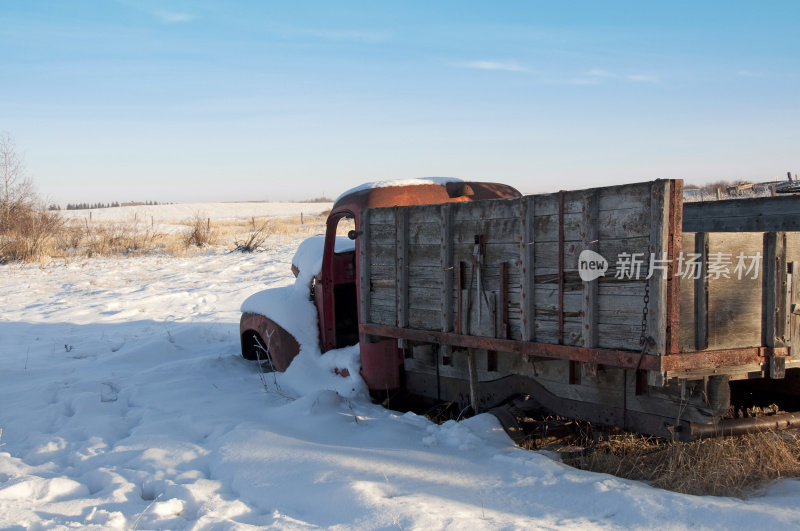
[101,382,118,403]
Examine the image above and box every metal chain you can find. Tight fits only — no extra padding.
[640,281,649,347]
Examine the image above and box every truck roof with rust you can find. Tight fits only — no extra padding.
[331,177,521,214]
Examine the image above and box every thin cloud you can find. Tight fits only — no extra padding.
[456,60,530,73]
[153,10,195,23]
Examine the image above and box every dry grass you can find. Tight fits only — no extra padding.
[0,204,63,263]
[1,209,333,263]
[560,430,800,497]
[183,214,216,248]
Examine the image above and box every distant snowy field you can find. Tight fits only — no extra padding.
[59,202,333,224]
[58,201,334,234]
[2,203,800,529]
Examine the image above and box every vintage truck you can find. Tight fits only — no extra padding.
[240,177,800,440]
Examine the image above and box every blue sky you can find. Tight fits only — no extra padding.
[2,1,798,204]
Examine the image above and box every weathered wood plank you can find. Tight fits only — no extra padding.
[533,182,651,216]
[500,262,509,338]
[395,208,409,328]
[704,232,763,350]
[535,208,650,243]
[534,193,584,216]
[597,182,653,213]
[368,208,396,224]
[359,209,371,329]
[452,197,521,222]
[597,207,651,240]
[597,324,647,352]
[788,234,800,264]
[406,263,521,286]
[534,237,652,273]
[520,195,536,341]
[708,275,762,349]
[533,321,583,346]
[409,309,443,331]
[369,223,398,244]
[534,288,583,314]
[647,180,670,355]
[373,241,525,268]
[369,304,396,326]
[387,218,523,246]
[763,232,787,348]
[582,190,599,349]
[406,287,445,311]
[678,232,696,352]
[683,194,800,232]
[370,286,395,307]
[694,232,708,350]
[440,204,454,333]
[535,212,585,242]
[598,280,652,297]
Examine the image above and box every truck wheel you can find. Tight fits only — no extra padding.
[241,330,275,370]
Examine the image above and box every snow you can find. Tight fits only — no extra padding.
[2,203,800,529]
[58,201,333,234]
[239,234,357,388]
[335,177,462,203]
[59,202,333,224]
[290,234,355,287]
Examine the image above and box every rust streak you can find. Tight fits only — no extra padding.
[360,323,793,374]
[667,179,684,355]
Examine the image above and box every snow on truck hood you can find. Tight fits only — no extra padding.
[239,233,364,399]
[240,234,355,349]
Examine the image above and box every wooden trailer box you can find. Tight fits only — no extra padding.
[358,180,800,439]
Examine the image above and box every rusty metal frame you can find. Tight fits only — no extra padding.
[359,323,791,373]
[683,411,800,439]
[666,179,683,355]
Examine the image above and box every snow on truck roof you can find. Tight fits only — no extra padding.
[335,177,463,203]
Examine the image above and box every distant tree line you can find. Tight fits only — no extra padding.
[300,196,334,203]
[684,179,750,193]
[57,200,166,211]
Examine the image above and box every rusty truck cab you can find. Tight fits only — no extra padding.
[318,179,521,391]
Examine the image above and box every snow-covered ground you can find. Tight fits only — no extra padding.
[58,202,333,235]
[2,204,800,529]
[59,202,333,224]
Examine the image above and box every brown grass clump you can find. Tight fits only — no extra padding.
[232,217,275,252]
[0,206,338,262]
[561,430,800,497]
[0,204,63,263]
[183,214,216,248]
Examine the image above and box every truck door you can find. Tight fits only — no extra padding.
[317,211,358,352]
